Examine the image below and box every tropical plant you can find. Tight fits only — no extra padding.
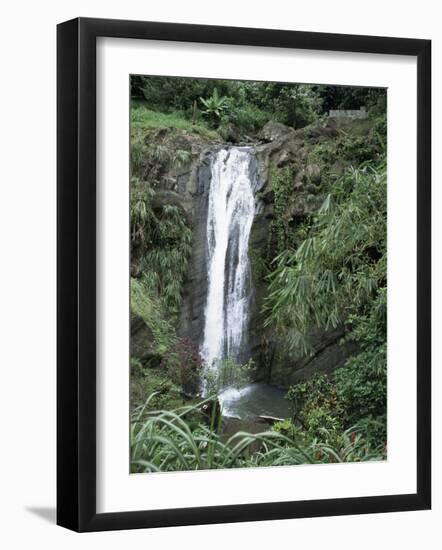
[263,157,387,451]
[131,75,387,134]
[140,203,192,313]
[130,394,385,473]
[173,148,192,166]
[199,88,229,127]
[264,160,387,355]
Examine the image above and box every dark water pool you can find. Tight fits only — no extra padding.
[218,382,293,420]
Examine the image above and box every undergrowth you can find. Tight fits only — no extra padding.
[130,394,385,473]
[131,100,220,139]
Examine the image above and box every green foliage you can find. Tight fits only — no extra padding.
[132,76,221,114]
[130,395,384,472]
[141,203,192,313]
[307,142,332,165]
[265,160,386,355]
[264,150,387,451]
[286,370,386,449]
[130,276,177,356]
[232,81,322,129]
[268,164,295,254]
[272,418,296,436]
[272,84,322,128]
[130,178,156,246]
[283,288,387,447]
[131,76,386,137]
[287,374,346,438]
[173,148,192,166]
[129,76,389,462]
[199,88,229,127]
[130,134,148,173]
[354,415,387,448]
[338,132,384,165]
[249,246,270,284]
[336,347,387,420]
[130,176,193,402]
[222,101,271,133]
[130,178,192,315]
[130,176,195,406]
[334,288,387,440]
[130,364,186,412]
[316,85,386,113]
[131,102,219,139]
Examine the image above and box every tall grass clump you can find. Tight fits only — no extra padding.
[130,394,385,473]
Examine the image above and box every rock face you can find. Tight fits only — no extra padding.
[256,328,359,387]
[260,121,295,142]
[130,127,218,362]
[219,122,242,143]
[245,119,363,386]
[131,118,371,388]
[130,313,160,367]
[177,152,211,344]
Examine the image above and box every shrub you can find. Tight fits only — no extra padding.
[286,374,346,439]
[285,368,386,450]
[222,102,271,133]
[335,346,387,422]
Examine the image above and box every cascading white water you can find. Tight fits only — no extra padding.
[200,147,256,386]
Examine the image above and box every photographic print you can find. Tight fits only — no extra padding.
[129,75,387,474]
[57,18,430,530]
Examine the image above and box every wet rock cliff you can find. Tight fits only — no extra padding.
[131,117,372,387]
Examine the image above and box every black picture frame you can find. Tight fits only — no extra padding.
[57,17,431,532]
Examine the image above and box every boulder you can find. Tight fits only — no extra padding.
[306,163,321,184]
[294,167,306,186]
[219,122,241,143]
[130,313,161,368]
[256,328,359,388]
[276,149,292,167]
[261,121,295,142]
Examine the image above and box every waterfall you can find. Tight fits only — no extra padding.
[200,147,256,389]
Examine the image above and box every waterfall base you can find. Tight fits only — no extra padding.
[218,382,292,420]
